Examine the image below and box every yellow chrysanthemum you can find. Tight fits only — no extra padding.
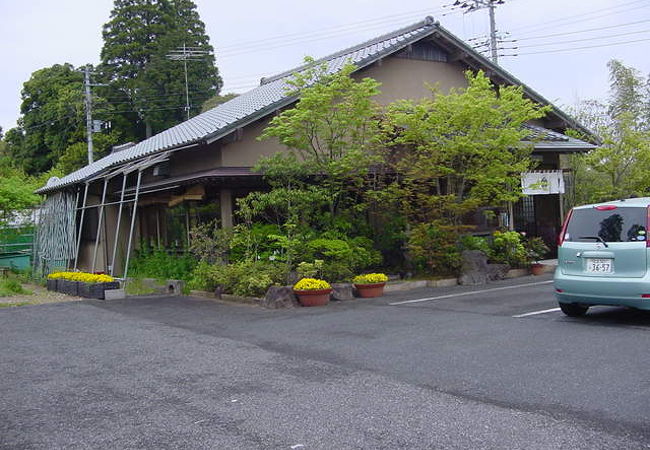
[293,278,331,291]
[352,273,388,284]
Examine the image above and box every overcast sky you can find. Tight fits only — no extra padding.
[1,0,649,132]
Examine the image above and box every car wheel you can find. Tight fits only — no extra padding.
[559,302,589,317]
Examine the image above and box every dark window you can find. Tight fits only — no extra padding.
[565,207,647,243]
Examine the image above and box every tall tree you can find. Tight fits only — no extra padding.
[4,64,84,174]
[100,0,222,138]
[4,64,127,176]
[384,70,550,226]
[568,60,650,204]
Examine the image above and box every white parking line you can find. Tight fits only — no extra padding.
[388,280,554,306]
[512,307,561,318]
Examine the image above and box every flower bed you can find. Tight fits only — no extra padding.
[47,272,119,299]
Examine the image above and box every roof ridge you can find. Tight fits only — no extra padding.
[261,16,436,85]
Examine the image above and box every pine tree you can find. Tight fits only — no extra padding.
[100,0,222,138]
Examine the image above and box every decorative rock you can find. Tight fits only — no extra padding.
[458,250,510,285]
[261,286,300,309]
[331,283,354,301]
[165,280,184,295]
[487,264,510,281]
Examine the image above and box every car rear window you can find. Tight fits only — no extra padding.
[565,207,647,243]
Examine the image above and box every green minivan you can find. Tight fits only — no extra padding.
[554,197,650,316]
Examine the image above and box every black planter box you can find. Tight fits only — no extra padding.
[59,279,79,296]
[78,281,120,300]
[46,279,57,292]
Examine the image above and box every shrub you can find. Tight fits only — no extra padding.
[129,246,196,280]
[458,235,491,255]
[189,220,233,263]
[304,234,382,282]
[525,236,550,263]
[296,260,324,279]
[189,260,288,298]
[407,222,462,276]
[489,231,527,267]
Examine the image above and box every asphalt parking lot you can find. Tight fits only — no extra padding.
[2,273,649,449]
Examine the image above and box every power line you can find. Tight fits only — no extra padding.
[516,28,650,49]
[501,36,650,57]
[217,11,454,58]
[515,19,650,42]
[508,0,647,34]
[217,7,447,52]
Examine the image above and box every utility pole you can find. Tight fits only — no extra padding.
[166,44,209,121]
[84,65,94,164]
[449,0,505,63]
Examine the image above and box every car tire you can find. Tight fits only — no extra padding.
[559,302,589,317]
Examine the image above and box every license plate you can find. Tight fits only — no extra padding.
[585,258,613,273]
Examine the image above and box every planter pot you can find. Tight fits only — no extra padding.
[46,279,57,291]
[354,282,386,298]
[59,279,79,296]
[78,281,121,299]
[530,263,546,276]
[293,288,332,307]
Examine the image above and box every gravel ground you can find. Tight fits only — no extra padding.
[0,282,82,307]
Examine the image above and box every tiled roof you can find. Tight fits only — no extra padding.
[38,16,596,194]
[524,124,596,151]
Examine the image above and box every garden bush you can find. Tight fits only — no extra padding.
[189,260,289,298]
[489,231,528,267]
[129,246,196,280]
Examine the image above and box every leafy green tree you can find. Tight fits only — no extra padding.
[384,70,550,226]
[258,60,383,221]
[4,64,125,175]
[100,0,222,137]
[0,163,40,224]
[568,60,650,203]
[4,64,84,174]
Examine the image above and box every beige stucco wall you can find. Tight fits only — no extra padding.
[221,55,469,167]
[220,117,286,167]
[357,56,468,105]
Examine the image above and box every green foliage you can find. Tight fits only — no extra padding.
[188,260,288,297]
[459,235,491,255]
[384,70,550,225]
[124,278,156,296]
[525,236,550,263]
[129,246,196,280]
[567,60,650,204]
[189,219,233,263]
[0,164,40,224]
[296,260,324,279]
[304,234,381,281]
[407,222,463,275]
[489,231,527,267]
[0,279,31,297]
[100,0,222,137]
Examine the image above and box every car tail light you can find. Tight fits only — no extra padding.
[595,205,617,211]
[641,294,650,298]
[647,206,650,248]
[556,288,564,293]
[557,209,573,246]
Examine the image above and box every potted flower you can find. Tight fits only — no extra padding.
[293,278,332,307]
[352,273,388,298]
[47,271,120,299]
[525,237,550,276]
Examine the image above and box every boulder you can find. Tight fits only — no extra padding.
[458,250,510,285]
[331,283,354,301]
[261,286,300,309]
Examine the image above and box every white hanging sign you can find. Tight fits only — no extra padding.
[521,170,565,195]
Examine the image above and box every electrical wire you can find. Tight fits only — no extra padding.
[515,19,650,42]
[501,36,650,57]
[516,28,650,49]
